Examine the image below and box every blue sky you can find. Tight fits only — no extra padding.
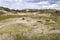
[0,0,60,10]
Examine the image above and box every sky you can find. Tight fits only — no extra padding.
[0,0,60,10]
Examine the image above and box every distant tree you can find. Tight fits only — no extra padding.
[55,10,60,16]
[4,8,11,12]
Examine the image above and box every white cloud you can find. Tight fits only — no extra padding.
[35,1,60,10]
[37,1,49,5]
[0,0,60,10]
[51,4,60,10]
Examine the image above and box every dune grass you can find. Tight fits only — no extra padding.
[0,15,21,21]
[0,14,60,40]
[0,23,32,33]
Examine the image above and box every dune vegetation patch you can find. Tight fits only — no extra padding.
[0,7,60,40]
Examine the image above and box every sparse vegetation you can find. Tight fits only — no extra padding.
[0,11,5,15]
[0,7,60,40]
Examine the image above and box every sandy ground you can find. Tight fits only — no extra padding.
[0,17,60,34]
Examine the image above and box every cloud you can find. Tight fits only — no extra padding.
[25,0,40,3]
[0,0,60,10]
[37,1,50,5]
[51,4,60,10]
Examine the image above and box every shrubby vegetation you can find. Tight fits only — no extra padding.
[0,11,5,15]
